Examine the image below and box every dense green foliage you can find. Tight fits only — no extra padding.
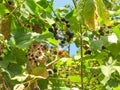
[0,0,120,90]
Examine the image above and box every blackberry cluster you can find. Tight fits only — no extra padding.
[61,18,70,28]
[27,43,47,68]
[48,17,74,47]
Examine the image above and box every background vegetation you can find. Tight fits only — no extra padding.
[0,0,120,90]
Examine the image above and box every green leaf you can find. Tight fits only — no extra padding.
[90,40,103,51]
[82,0,94,20]
[101,65,115,78]
[37,0,48,9]
[113,84,120,90]
[108,78,118,88]
[108,43,120,57]
[0,4,9,15]
[113,25,120,40]
[47,38,58,45]
[77,0,99,30]
[38,79,49,90]
[60,58,73,66]
[66,10,79,33]
[7,63,23,77]
[76,0,85,21]
[32,67,49,79]
[113,66,120,75]
[11,47,27,65]
[0,52,16,68]
[13,28,53,48]
[101,76,110,85]
[34,32,54,42]
[24,0,38,15]
[53,87,70,90]
[68,75,81,83]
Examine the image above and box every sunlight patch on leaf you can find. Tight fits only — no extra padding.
[113,66,120,75]
[13,84,25,90]
[108,33,118,43]
[68,75,81,83]
[11,75,28,82]
[47,38,58,45]
[101,65,115,78]
[113,25,120,41]
[101,76,110,85]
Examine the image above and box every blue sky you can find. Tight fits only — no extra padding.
[54,0,73,9]
[53,0,79,56]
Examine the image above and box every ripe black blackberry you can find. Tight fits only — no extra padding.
[8,1,13,5]
[52,23,56,27]
[84,50,92,55]
[54,26,58,31]
[102,46,106,49]
[69,32,74,38]
[48,69,53,75]
[53,50,57,55]
[65,20,69,23]
[48,28,53,32]
[53,68,57,73]
[61,40,65,44]
[54,35,59,40]
[99,32,104,36]
[61,17,66,22]
[66,23,70,28]
[66,31,71,35]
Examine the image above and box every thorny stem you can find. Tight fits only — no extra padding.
[46,55,58,69]
[79,24,84,90]
[72,0,84,89]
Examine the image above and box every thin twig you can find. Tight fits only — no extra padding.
[46,55,58,69]
[68,44,70,56]
[72,0,77,8]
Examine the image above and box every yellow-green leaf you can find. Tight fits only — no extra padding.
[95,0,110,26]
[77,0,99,30]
